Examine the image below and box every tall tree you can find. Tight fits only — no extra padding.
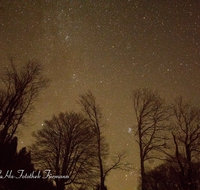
[0,59,48,145]
[132,88,168,190]
[31,111,99,190]
[78,92,108,190]
[79,91,129,190]
[166,96,200,190]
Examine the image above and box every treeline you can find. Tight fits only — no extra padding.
[0,60,129,190]
[133,88,200,190]
[1,60,200,190]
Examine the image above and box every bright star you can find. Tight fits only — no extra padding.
[128,128,132,133]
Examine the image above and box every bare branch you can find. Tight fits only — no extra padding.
[0,59,49,145]
[31,112,99,190]
[132,88,169,190]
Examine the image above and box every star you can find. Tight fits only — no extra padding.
[1,1,200,189]
[128,128,132,133]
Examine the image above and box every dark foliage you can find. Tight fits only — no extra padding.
[0,137,56,190]
[143,161,200,190]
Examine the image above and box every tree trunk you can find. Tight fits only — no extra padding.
[140,149,145,190]
[139,126,145,190]
[98,138,105,190]
[56,180,65,190]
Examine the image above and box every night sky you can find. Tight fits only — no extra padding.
[1,0,200,189]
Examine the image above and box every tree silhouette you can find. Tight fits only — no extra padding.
[132,88,169,190]
[0,59,48,146]
[161,96,200,190]
[31,111,99,190]
[79,91,130,190]
[0,58,51,190]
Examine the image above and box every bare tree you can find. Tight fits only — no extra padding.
[31,112,99,190]
[132,88,169,190]
[167,96,200,190]
[0,59,48,145]
[79,91,130,190]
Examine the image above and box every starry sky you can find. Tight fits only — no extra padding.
[1,0,200,189]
